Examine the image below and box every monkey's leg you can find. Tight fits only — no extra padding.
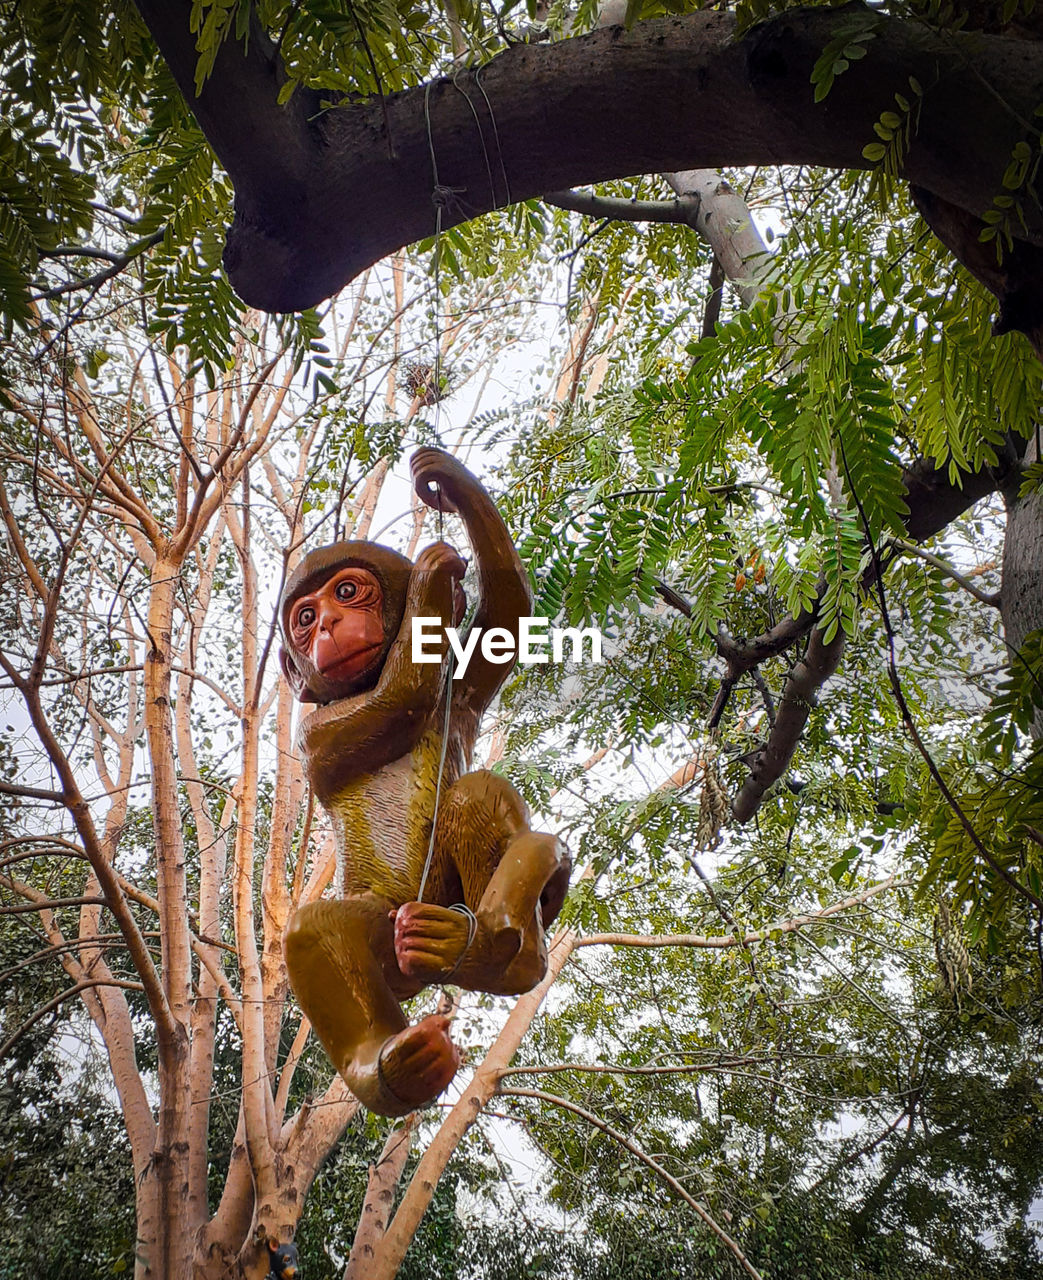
[395,771,569,994]
[469,826,568,992]
[285,895,460,1116]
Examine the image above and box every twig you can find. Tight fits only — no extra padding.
[499,1086,763,1279]
[0,896,108,914]
[575,876,905,950]
[0,978,145,1061]
[32,230,165,302]
[892,537,1001,606]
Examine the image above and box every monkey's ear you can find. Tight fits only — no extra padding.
[279,646,318,703]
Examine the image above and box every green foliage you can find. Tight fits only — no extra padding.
[810,10,879,103]
[4,4,1043,1275]
[984,628,1043,763]
[980,129,1043,256]
[134,82,243,367]
[921,629,1043,934]
[861,77,923,210]
[0,986,135,1277]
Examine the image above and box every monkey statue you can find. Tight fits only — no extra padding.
[279,447,570,1116]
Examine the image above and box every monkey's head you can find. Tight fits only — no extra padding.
[279,541,413,704]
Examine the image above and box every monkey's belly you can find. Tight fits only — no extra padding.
[329,733,443,901]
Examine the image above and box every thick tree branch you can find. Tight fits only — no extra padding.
[709,435,1028,820]
[544,189,693,224]
[730,625,847,822]
[134,3,1043,312]
[901,433,1029,539]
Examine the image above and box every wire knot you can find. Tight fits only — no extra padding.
[432,183,465,209]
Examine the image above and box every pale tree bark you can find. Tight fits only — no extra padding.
[662,171,770,310]
[0,299,442,1277]
[1001,432,1043,736]
[368,927,580,1280]
[344,1115,419,1278]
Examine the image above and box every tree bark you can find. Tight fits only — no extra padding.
[140,553,194,1280]
[133,2,1043,313]
[369,928,578,1278]
[1001,433,1043,735]
[663,170,770,309]
[344,1117,417,1279]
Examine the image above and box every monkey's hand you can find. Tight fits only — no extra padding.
[411,539,466,582]
[411,447,480,516]
[409,541,467,629]
[375,1015,461,1114]
[393,902,472,983]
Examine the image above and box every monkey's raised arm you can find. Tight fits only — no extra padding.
[411,448,532,715]
[297,542,463,802]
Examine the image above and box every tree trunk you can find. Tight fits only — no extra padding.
[140,553,195,1280]
[1002,433,1043,735]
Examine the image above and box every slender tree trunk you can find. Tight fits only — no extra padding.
[344,1119,417,1279]
[370,928,578,1278]
[141,553,195,1280]
[1002,433,1043,735]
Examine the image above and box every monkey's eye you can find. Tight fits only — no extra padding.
[294,605,316,629]
[335,581,358,602]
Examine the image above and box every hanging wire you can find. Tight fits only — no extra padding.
[415,85,459,905]
[416,640,454,903]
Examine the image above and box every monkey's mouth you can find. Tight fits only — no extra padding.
[318,642,383,681]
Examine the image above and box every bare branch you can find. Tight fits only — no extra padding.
[0,780,65,803]
[892,537,1002,606]
[32,230,165,301]
[577,876,905,950]
[0,895,108,915]
[0,978,145,1062]
[499,1086,762,1279]
[374,929,578,1278]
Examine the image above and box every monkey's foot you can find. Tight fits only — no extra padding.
[469,909,525,972]
[394,902,473,983]
[473,908,547,995]
[367,1015,461,1116]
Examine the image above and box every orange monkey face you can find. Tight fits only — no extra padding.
[287,566,386,686]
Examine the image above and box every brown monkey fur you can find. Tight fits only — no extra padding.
[280,448,570,1116]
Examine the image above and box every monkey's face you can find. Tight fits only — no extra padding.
[284,566,386,696]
